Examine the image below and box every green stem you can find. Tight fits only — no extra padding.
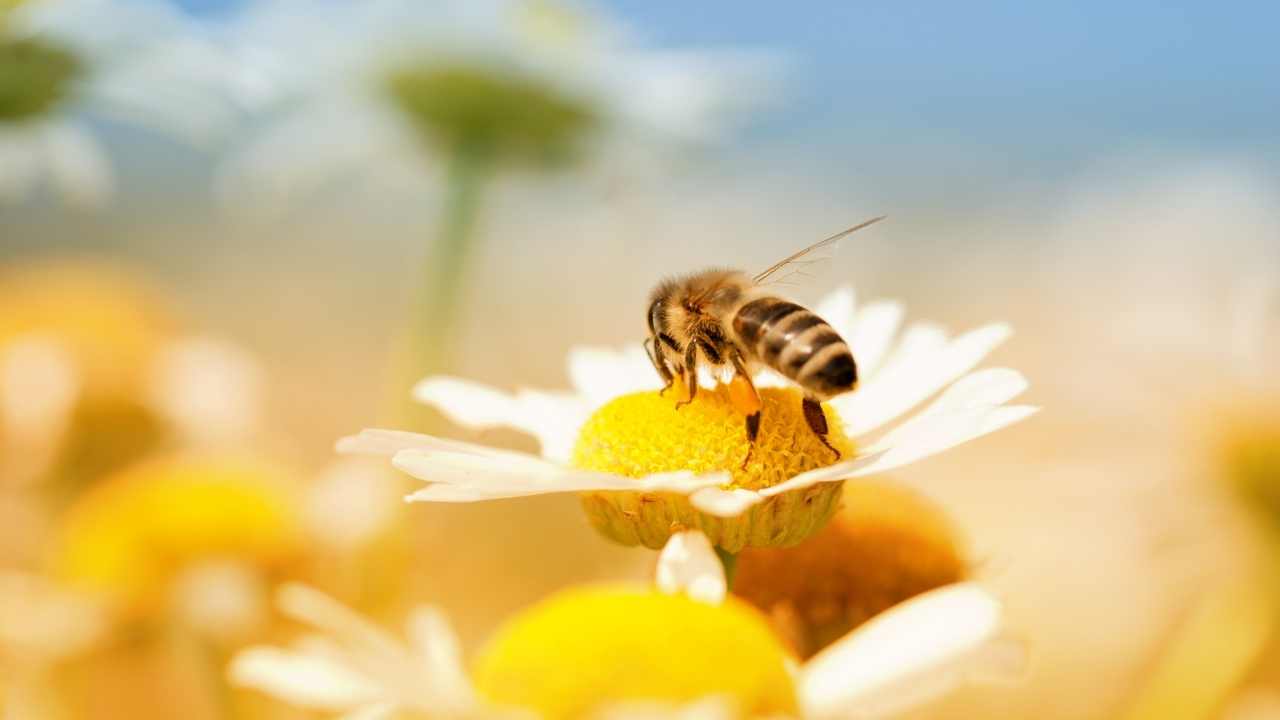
[399,143,491,425]
[715,547,738,590]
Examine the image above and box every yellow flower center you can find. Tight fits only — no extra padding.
[54,455,300,611]
[733,480,968,658]
[570,385,853,551]
[473,585,797,719]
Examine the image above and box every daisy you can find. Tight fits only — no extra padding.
[229,582,499,719]
[341,285,1037,552]
[649,530,1026,719]
[231,536,1020,720]
[1,0,274,205]
[216,0,774,208]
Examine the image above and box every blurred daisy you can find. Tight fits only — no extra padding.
[1,0,277,205]
[229,582,497,719]
[732,479,972,659]
[53,454,301,642]
[0,261,267,488]
[646,530,1024,719]
[231,568,1016,720]
[0,572,107,719]
[342,285,1036,552]
[217,0,773,208]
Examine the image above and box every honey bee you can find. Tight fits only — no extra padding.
[644,216,886,465]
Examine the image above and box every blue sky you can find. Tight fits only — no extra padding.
[607,2,1278,154]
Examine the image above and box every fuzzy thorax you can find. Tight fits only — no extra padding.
[571,383,854,552]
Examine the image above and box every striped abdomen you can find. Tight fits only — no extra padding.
[732,297,857,399]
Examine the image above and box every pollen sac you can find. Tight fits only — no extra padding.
[0,37,82,123]
[571,385,854,552]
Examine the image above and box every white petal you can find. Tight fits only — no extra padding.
[229,646,379,710]
[276,584,403,659]
[757,451,887,498]
[393,449,729,503]
[848,300,905,380]
[835,323,1012,436]
[848,405,1038,477]
[336,703,399,720]
[406,607,475,708]
[913,367,1029,416]
[690,487,764,516]
[814,286,858,340]
[656,531,726,605]
[799,583,1010,718]
[42,121,112,207]
[413,376,589,462]
[568,345,663,406]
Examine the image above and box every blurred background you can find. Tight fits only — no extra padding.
[2,1,1279,718]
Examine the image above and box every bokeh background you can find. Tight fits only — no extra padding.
[2,1,1279,718]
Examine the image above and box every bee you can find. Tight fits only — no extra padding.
[644,216,886,466]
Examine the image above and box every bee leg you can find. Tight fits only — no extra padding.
[728,354,762,470]
[802,396,841,460]
[674,343,698,409]
[645,336,675,395]
[740,412,760,470]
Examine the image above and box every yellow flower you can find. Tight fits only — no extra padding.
[0,262,170,402]
[575,386,850,551]
[733,480,968,658]
[473,584,797,719]
[53,455,300,614]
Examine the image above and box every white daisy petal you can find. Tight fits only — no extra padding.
[913,367,1029,416]
[336,703,399,720]
[690,487,764,516]
[756,451,887,498]
[229,646,379,711]
[848,300,906,380]
[406,607,475,707]
[568,345,663,406]
[799,583,1007,719]
[277,584,403,659]
[814,286,857,340]
[835,323,1013,437]
[656,531,726,605]
[393,449,729,503]
[849,405,1039,478]
[413,376,589,462]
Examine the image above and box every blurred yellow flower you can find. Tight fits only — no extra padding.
[575,385,850,551]
[0,262,170,403]
[733,479,967,658]
[53,455,301,619]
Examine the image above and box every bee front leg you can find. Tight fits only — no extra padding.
[802,396,841,460]
[645,336,675,395]
[674,343,698,409]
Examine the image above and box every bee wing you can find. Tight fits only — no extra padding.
[751,216,886,286]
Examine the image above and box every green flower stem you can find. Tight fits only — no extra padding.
[716,546,738,590]
[399,142,492,425]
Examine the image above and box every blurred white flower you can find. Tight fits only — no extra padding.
[0,335,79,485]
[655,532,1027,720]
[169,559,269,645]
[0,571,105,663]
[340,285,1035,520]
[229,582,501,719]
[215,0,777,210]
[1,0,281,206]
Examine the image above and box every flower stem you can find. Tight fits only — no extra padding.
[400,142,491,425]
[715,546,738,590]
